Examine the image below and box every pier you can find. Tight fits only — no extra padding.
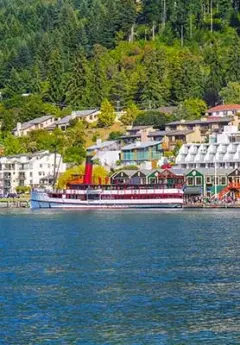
[0,200,29,208]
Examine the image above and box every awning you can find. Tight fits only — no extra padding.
[184,187,202,195]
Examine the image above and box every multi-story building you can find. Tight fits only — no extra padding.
[0,151,66,194]
[120,126,154,145]
[165,116,240,143]
[148,127,202,151]
[13,115,56,137]
[121,141,163,165]
[176,125,240,170]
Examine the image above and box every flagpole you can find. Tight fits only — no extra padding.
[214,155,217,198]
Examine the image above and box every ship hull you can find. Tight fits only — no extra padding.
[30,191,183,209]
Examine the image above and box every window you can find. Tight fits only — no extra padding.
[40,164,43,168]
[206,176,211,184]
[30,172,32,177]
[187,177,194,186]
[221,177,227,185]
[195,176,202,186]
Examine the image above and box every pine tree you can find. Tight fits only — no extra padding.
[67,50,91,107]
[225,38,240,82]
[91,44,109,106]
[140,48,170,108]
[46,49,65,106]
[98,99,115,127]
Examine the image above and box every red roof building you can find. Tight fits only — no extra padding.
[206,104,240,117]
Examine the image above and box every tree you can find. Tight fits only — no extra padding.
[57,165,108,189]
[120,103,140,125]
[91,44,109,106]
[67,50,91,107]
[98,99,115,127]
[134,110,169,129]
[175,98,207,120]
[220,82,240,104]
[46,49,65,105]
[140,48,171,107]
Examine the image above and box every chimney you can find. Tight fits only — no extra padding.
[140,130,148,142]
[96,138,102,146]
[83,156,93,185]
[17,122,22,131]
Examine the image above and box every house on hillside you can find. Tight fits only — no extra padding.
[13,115,55,137]
[148,128,202,151]
[206,104,240,117]
[57,109,100,130]
[87,139,120,168]
[120,126,155,145]
[121,141,163,165]
[165,116,240,143]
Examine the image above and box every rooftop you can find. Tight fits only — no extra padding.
[14,115,54,131]
[87,141,117,151]
[122,141,162,151]
[58,109,99,125]
[148,130,194,137]
[207,104,240,113]
[167,117,234,126]
[127,126,152,132]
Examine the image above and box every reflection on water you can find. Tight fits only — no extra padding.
[0,210,239,344]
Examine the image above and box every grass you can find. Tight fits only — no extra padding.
[85,122,126,147]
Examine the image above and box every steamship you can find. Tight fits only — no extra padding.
[30,157,184,209]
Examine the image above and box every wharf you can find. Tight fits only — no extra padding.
[0,200,29,208]
[184,203,240,209]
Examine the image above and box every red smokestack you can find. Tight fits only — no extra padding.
[83,156,93,185]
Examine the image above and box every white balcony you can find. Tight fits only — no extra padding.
[204,153,215,162]
[223,152,234,162]
[233,151,240,161]
[185,154,196,163]
[207,144,216,154]
[217,144,227,153]
[188,145,198,154]
[215,153,224,162]
[227,143,237,153]
[178,145,189,155]
[175,155,186,164]
[194,154,205,163]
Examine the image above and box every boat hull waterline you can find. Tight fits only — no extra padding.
[30,192,183,209]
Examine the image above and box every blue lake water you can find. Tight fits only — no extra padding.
[0,209,239,345]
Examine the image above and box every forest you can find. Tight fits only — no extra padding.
[1,0,240,160]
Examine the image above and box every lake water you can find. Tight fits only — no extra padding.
[0,209,239,344]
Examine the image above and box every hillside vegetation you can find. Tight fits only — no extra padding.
[0,1,240,160]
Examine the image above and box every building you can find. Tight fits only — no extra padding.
[120,126,154,145]
[148,128,202,151]
[176,125,240,170]
[206,104,240,117]
[0,151,66,194]
[121,141,163,165]
[165,116,240,143]
[57,109,100,130]
[87,140,120,168]
[111,168,184,187]
[13,115,55,137]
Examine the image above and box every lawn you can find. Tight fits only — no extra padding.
[85,122,126,147]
